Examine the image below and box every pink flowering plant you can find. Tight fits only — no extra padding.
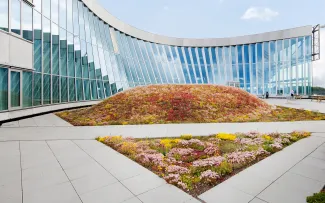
[97,131,311,196]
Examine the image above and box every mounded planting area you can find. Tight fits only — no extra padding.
[56,85,325,126]
[97,131,311,196]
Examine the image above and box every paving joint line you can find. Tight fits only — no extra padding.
[252,136,325,200]
[71,140,144,203]
[45,141,84,203]
[19,141,24,203]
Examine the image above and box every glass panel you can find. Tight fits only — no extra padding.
[68,33,75,77]
[198,48,207,84]
[90,80,97,100]
[76,78,83,101]
[51,0,59,24]
[69,78,76,101]
[33,73,41,106]
[73,0,79,36]
[177,47,190,84]
[81,40,89,78]
[237,45,244,88]
[60,28,67,76]
[231,46,237,82]
[83,80,90,100]
[67,0,73,33]
[172,46,185,84]
[104,81,111,98]
[22,71,32,107]
[60,77,68,102]
[43,0,50,18]
[217,47,225,84]
[33,11,42,72]
[0,67,8,111]
[75,37,82,78]
[184,47,196,83]
[0,0,8,32]
[211,47,218,84]
[11,71,20,108]
[59,0,67,29]
[22,2,33,41]
[43,74,51,104]
[11,0,21,35]
[52,75,60,103]
[243,45,250,92]
[34,0,41,12]
[97,81,104,99]
[204,48,212,84]
[52,23,59,75]
[43,17,51,74]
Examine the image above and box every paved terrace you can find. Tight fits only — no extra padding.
[0,99,325,203]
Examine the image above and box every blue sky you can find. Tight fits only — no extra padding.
[97,0,325,86]
[97,0,325,38]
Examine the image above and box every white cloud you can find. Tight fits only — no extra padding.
[163,6,169,11]
[312,31,325,87]
[241,7,279,21]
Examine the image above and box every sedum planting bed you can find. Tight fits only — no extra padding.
[97,131,311,196]
[57,85,325,126]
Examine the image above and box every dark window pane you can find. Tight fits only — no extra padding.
[11,0,21,35]
[0,67,8,110]
[33,73,42,106]
[22,71,32,107]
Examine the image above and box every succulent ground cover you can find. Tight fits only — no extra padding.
[57,85,325,126]
[97,131,311,196]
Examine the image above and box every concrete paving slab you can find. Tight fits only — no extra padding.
[249,198,268,203]
[71,172,118,195]
[0,181,22,203]
[184,198,203,203]
[122,197,143,203]
[138,184,194,203]
[257,172,324,203]
[80,182,135,203]
[198,182,254,203]
[18,118,37,127]
[300,156,325,169]
[24,181,81,203]
[1,121,19,128]
[121,172,166,195]
[290,161,325,183]
[309,150,325,161]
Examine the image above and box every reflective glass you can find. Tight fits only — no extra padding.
[74,37,82,78]
[67,0,73,33]
[81,40,89,78]
[172,46,185,84]
[177,47,190,84]
[11,0,21,35]
[198,48,207,84]
[164,45,178,83]
[22,2,33,41]
[97,81,104,99]
[43,74,51,104]
[237,45,244,88]
[33,11,42,72]
[43,0,50,18]
[243,45,250,92]
[61,77,68,102]
[60,28,67,76]
[0,67,8,110]
[151,43,166,83]
[257,43,263,94]
[0,0,8,31]
[217,47,225,84]
[211,48,218,84]
[76,79,83,101]
[51,0,59,24]
[83,80,90,100]
[34,0,41,12]
[204,48,212,84]
[184,47,196,83]
[73,0,79,36]
[59,0,67,29]
[11,71,21,108]
[158,44,172,83]
[231,46,237,81]
[104,81,111,97]
[90,80,97,100]
[69,78,76,101]
[43,17,51,74]
[190,48,202,84]
[22,71,32,107]
[52,23,59,75]
[33,73,41,106]
[68,33,75,77]
[52,75,60,103]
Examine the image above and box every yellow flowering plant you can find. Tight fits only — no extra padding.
[216,133,237,141]
[180,134,193,140]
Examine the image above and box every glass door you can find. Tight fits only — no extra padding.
[9,70,22,109]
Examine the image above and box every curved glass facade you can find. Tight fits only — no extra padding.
[0,0,313,113]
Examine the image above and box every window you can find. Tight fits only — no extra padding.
[22,71,32,107]
[59,0,67,29]
[43,0,50,18]
[43,74,51,104]
[10,71,21,108]
[51,0,59,24]
[0,67,8,111]
[11,0,21,35]
[43,17,51,74]
[0,0,9,32]
[22,2,33,41]
[52,23,59,75]
[33,11,42,72]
